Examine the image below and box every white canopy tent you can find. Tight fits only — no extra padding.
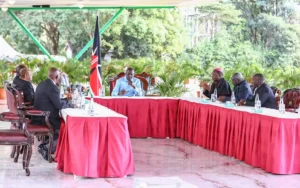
[0,36,20,59]
[0,36,66,62]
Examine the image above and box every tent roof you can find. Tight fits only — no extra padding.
[0,36,20,57]
[0,36,66,62]
[0,0,214,9]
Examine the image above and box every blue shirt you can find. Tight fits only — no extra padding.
[112,77,142,97]
[233,80,253,103]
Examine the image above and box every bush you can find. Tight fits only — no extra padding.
[4,57,300,96]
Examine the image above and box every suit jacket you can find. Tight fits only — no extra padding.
[31,78,71,130]
[245,83,277,109]
[14,78,35,105]
[203,78,232,99]
[233,80,253,103]
[13,76,22,88]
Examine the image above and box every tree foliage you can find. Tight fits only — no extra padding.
[122,9,186,58]
[0,9,185,59]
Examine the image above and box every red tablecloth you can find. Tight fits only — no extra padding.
[93,98,179,138]
[177,99,300,174]
[55,115,134,178]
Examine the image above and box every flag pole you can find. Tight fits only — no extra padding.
[97,11,104,96]
[89,15,103,97]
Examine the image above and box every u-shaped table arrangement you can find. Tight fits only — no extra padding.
[56,97,300,178]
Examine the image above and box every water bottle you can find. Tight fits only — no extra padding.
[255,95,261,112]
[279,97,285,113]
[214,89,218,99]
[254,94,259,110]
[88,96,95,116]
[257,100,261,109]
[211,89,217,102]
[80,94,85,110]
[102,87,105,97]
[84,100,89,111]
[87,88,91,97]
[211,94,215,102]
[254,94,261,111]
[231,91,236,105]
[255,94,259,102]
[60,85,65,98]
[72,88,79,108]
[199,88,204,99]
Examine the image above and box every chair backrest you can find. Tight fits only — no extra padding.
[109,72,125,96]
[135,76,149,94]
[283,88,300,109]
[10,86,25,109]
[4,85,18,114]
[135,72,155,86]
[108,72,149,96]
[4,81,11,109]
[271,86,281,107]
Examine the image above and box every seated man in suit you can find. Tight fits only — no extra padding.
[231,73,252,105]
[111,67,142,97]
[16,68,35,105]
[242,74,277,109]
[31,67,72,160]
[202,68,232,102]
[13,64,27,87]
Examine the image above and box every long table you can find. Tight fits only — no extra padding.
[93,97,179,138]
[93,97,300,175]
[55,103,134,178]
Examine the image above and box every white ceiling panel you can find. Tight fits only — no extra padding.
[0,0,215,8]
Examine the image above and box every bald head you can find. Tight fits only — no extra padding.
[16,64,27,76]
[48,67,61,84]
[231,73,244,86]
[232,73,244,80]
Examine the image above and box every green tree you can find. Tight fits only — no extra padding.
[0,9,185,59]
[121,9,186,58]
[255,13,300,66]
[0,10,129,58]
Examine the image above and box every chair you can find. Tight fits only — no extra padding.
[5,83,18,113]
[5,84,54,162]
[135,76,149,95]
[109,72,125,95]
[10,85,33,109]
[0,113,33,176]
[135,72,157,95]
[109,72,149,96]
[283,88,300,112]
[135,72,155,86]
[4,81,13,110]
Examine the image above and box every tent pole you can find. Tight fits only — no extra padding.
[75,8,125,60]
[7,10,54,60]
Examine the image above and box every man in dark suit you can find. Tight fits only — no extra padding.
[31,67,72,160]
[244,74,277,109]
[231,73,252,105]
[16,68,35,105]
[13,64,27,87]
[202,68,232,102]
